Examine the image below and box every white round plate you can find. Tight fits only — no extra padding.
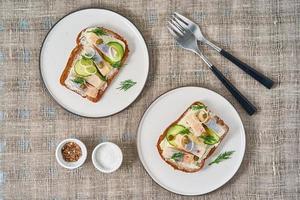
[137,86,245,195]
[40,8,149,117]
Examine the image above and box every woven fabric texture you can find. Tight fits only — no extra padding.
[0,0,299,199]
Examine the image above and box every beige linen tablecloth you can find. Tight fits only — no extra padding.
[0,0,299,199]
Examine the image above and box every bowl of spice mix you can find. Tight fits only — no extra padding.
[55,138,87,169]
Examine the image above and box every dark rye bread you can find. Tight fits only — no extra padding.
[156,101,229,173]
[59,27,129,102]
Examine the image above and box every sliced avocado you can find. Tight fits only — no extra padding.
[166,125,189,146]
[200,124,220,145]
[100,42,124,66]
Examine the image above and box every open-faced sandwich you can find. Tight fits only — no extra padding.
[157,101,229,173]
[60,27,129,102]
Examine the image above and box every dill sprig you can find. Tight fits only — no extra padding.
[72,77,86,85]
[87,27,106,36]
[117,79,136,91]
[200,135,219,145]
[209,151,235,165]
[171,152,184,162]
[112,61,121,68]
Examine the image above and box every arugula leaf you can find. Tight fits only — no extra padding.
[209,151,235,165]
[171,152,184,162]
[72,77,86,85]
[112,61,121,68]
[191,104,207,110]
[117,79,136,91]
[87,27,106,36]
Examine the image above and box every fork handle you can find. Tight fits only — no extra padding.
[219,49,274,89]
[210,65,257,115]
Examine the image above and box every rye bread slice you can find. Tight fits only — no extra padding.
[156,101,229,173]
[59,27,129,102]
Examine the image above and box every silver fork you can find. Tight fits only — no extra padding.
[172,12,274,89]
[168,18,257,115]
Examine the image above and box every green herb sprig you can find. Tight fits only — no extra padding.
[117,79,136,91]
[87,27,106,36]
[200,135,219,145]
[209,151,235,165]
[72,77,86,85]
[191,104,207,110]
[171,152,184,162]
[179,128,190,135]
[112,61,121,68]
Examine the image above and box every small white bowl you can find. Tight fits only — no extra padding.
[92,142,123,173]
[55,138,87,170]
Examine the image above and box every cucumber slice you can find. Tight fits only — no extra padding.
[86,65,97,74]
[81,58,93,66]
[74,58,97,77]
[82,47,95,59]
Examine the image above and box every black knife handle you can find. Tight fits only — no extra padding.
[220,49,274,89]
[210,65,257,115]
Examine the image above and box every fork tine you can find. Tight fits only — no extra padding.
[172,13,189,29]
[167,21,183,37]
[171,14,189,31]
[169,19,186,35]
[174,12,192,26]
[167,26,180,39]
